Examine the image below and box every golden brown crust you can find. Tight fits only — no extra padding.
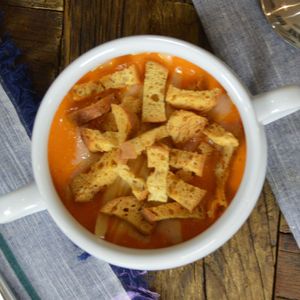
[71,79,104,101]
[166,85,220,112]
[81,128,119,152]
[167,171,206,211]
[169,149,206,177]
[120,125,169,160]
[100,65,140,89]
[142,202,205,223]
[100,196,155,235]
[142,61,168,122]
[71,151,118,202]
[116,164,148,201]
[111,104,133,143]
[204,123,239,217]
[166,110,208,143]
[204,123,239,148]
[146,144,169,202]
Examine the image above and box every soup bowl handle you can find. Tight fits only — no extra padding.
[252,85,300,125]
[0,182,45,224]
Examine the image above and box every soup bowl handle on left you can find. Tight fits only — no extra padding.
[0,182,44,223]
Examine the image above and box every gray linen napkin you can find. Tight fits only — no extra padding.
[193,0,300,245]
[0,84,129,300]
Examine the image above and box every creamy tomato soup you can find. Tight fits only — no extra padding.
[48,53,246,249]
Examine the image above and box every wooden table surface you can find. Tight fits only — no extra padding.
[1,1,299,299]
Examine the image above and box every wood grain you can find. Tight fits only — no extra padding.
[1,0,63,11]
[205,182,280,300]
[63,0,124,65]
[63,0,210,66]
[146,261,205,300]
[0,4,63,95]
[280,215,292,234]
[274,216,300,300]
[121,0,206,46]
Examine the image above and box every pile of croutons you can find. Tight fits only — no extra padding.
[69,61,239,235]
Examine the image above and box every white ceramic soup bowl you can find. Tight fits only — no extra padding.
[1,36,300,270]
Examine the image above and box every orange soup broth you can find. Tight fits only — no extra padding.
[48,53,246,249]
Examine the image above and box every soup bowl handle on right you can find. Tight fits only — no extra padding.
[252,85,300,125]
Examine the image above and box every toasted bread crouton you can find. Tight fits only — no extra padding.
[96,112,118,132]
[121,96,142,114]
[100,65,140,89]
[111,104,133,143]
[146,145,169,202]
[120,125,169,159]
[167,110,208,143]
[204,124,239,218]
[167,172,206,211]
[147,144,169,171]
[147,171,168,202]
[204,123,239,148]
[100,196,154,235]
[166,85,220,112]
[169,149,206,177]
[71,151,118,202]
[143,202,205,223]
[116,164,148,201]
[70,94,115,125]
[198,142,214,155]
[142,61,168,123]
[81,128,118,152]
[71,80,104,101]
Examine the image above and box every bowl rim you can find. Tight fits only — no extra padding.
[32,35,267,270]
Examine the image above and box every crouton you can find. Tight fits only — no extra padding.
[146,144,169,202]
[121,96,142,114]
[71,79,104,101]
[81,128,118,152]
[204,123,239,217]
[142,61,168,122]
[204,123,239,148]
[100,196,154,235]
[166,85,220,112]
[142,202,205,223]
[147,144,169,171]
[97,112,118,132]
[71,151,118,202]
[169,149,206,176]
[167,171,206,211]
[207,147,234,218]
[97,102,139,134]
[147,171,168,203]
[198,142,214,155]
[111,104,132,143]
[100,65,140,89]
[116,164,148,201]
[70,94,115,125]
[120,125,169,160]
[167,110,208,143]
